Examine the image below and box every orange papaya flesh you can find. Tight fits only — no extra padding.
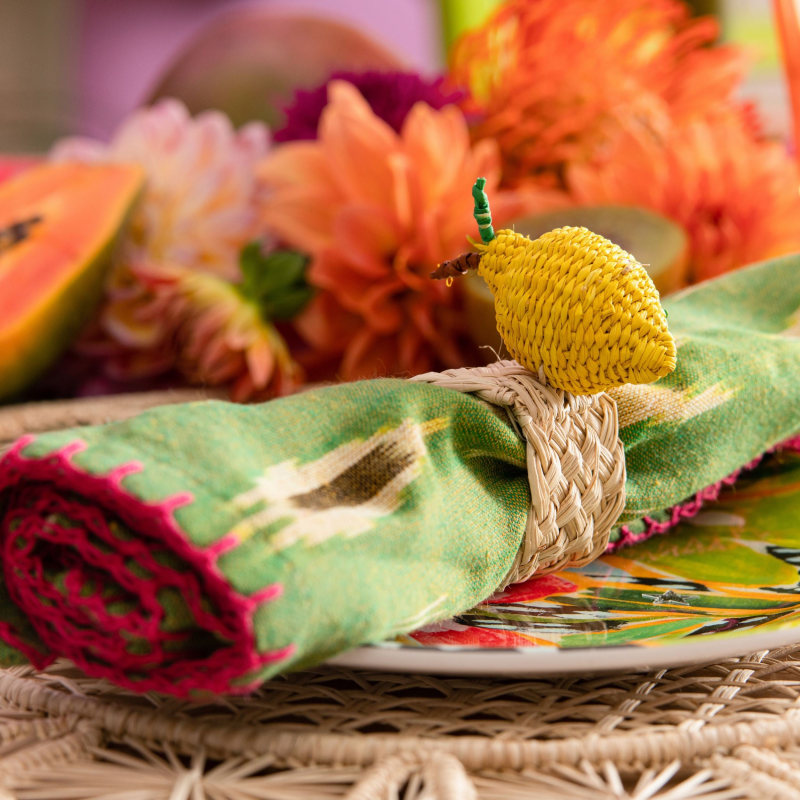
[0,163,143,400]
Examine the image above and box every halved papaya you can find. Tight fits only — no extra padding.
[0,162,143,400]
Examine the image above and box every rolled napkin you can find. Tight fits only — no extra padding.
[0,375,554,695]
[0,254,799,695]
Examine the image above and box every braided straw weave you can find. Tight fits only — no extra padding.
[412,360,626,584]
[476,226,676,394]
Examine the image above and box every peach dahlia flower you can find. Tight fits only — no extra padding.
[111,262,302,401]
[52,99,268,282]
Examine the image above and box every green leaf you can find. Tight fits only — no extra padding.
[261,251,308,291]
[264,286,316,321]
[238,242,313,321]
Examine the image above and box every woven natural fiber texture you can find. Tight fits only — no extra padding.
[474,225,676,394]
[3,648,800,798]
[412,361,625,583]
[0,389,223,444]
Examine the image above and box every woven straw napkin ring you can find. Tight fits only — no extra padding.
[413,360,626,588]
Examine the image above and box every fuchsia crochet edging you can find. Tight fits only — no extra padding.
[0,435,294,697]
[608,435,800,553]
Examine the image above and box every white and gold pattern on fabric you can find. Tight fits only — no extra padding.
[610,382,736,429]
[388,594,450,636]
[232,417,448,552]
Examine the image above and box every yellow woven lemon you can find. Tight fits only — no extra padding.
[433,179,676,395]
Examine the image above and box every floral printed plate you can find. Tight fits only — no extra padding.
[331,451,800,675]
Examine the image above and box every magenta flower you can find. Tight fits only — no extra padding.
[274,70,465,142]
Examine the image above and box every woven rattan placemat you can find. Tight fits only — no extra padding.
[2,395,800,797]
[1,650,800,798]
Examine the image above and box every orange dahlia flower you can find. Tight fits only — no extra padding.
[258,80,536,379]
[565,108,800,282]
[449,0,747,188]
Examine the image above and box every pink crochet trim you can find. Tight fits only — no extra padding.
[0,436,294,696]
[608,435,800,553]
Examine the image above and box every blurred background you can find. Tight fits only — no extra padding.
[0,0,790,151]
[3,0,800,402]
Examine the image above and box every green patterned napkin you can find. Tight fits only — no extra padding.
[0,255,799,695]
[610,255,800,545]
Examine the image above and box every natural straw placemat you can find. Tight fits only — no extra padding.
[2,395,800,798]
[0,390,225,446]
[2,652,800,799]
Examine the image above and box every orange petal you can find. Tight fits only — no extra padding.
[332,205,399,278]
[258,143,339,195]
[340,326,400,380]
[295,292,359,353]
[403,103,470,208]
[321,81,401,210]
[245,334,276,389]
[260,190,338,254]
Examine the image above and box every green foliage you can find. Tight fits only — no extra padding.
[238,242,314,321]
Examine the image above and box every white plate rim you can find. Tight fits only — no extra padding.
[328,622,800,676]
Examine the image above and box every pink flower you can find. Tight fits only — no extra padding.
[51,100,302,396]
[53,99,268,281]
